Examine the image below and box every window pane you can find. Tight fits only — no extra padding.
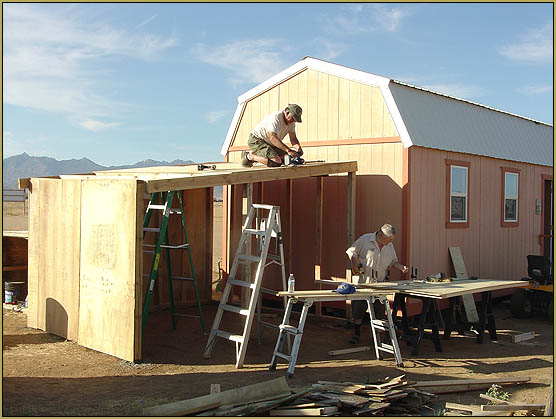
[451,166,467,194]
[505,173,518,197]
[451,196,466,221]
[505,199,517,221]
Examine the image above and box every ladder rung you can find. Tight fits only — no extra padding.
[171,276,194,281]
[377,344,395,354]
[259,320,280,330]
[144,227,160,233]
[236,254,261,263]
[160,244,189,250]
[148,204,166,210]
[221,304,250,316]
[228,279,256,289]
[215,330,244,343]
[143,250,155,255]
[243,228,266,236]
[274,352,291,361]
[266,254,282,261]
[279,325,301,334]
[260,287,277,295]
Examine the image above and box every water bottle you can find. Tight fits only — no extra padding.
[287,274,295,293]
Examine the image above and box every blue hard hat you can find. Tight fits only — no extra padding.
[332,282,356,295]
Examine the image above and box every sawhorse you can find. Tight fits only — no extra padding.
[269,290,403,377]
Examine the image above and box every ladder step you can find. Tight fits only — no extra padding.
[266,254,282,262]
[252,204,277,210]
[148,204,166,210]
[228,279,256,289]
[171,276,194,282]
[215,330,244,343]
[160,244,189,250]
[279,325,301,334]
[143,250,155,255]
[144,227,160,233]
[243,228,266,236]
[377,343,395,354]
[274,352,291,361]
[237,254,261,263]
[221,304,250,316]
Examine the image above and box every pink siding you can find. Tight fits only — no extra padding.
[409,146,552,281]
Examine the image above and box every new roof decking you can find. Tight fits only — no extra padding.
[21,161,357,193]
[389,82,553,167]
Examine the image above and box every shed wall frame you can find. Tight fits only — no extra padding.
[20,161,357,361]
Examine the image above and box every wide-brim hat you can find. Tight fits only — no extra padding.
[287,104,302,123]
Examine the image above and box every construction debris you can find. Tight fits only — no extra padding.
[511,331,535,343]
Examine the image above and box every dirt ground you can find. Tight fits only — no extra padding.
[2,201,554,416]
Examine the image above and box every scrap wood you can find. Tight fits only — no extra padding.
[481,403,546,412]
[142,376,290,416]
[250,386,318,416]
[328,346,370,356]
[512,331,535,343]
[479,393,512,404]
[445,402,482,413]
[411,376,530,389]
[352,401,390,415]
[269,406,339,416]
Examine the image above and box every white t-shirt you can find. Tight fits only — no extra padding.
[251,111,296,144]
[346,232,398,284]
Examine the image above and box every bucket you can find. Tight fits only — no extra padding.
[5,282,25,305]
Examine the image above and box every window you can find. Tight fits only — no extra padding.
[501,167,520,227]
[446,159,470,228]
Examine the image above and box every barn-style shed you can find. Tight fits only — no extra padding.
[221,57,553,293]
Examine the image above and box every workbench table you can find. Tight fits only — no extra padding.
[269,289,403,377]
[316,278,524,356]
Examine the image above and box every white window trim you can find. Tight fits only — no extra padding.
[450,165,468,223]
[504,172,519,222]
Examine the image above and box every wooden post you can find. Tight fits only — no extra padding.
[241,183,253,309]
[346,171,356,319]
[286,179,293,275]
[315,176,323,317]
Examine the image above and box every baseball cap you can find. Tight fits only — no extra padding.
[332,282,356,295]
[287,104,302,123]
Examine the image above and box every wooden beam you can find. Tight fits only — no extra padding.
[328,346,370,356]
[142,377,291,416]
[412,377,530,388]
[512,331,535,343]
[345,171,356,319]
[144,161,358,193]
[481,404,546,412]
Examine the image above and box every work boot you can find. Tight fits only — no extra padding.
[241,151,254,167]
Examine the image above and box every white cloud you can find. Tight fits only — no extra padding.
[79,120,120,131]
[499,22,553,64]
[2,4,176,121]
[191,39,290,85]
[319,4,412,36]
[206,110,228,124]
[517,84,553,95]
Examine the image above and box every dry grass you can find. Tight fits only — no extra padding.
[2,201,29,231]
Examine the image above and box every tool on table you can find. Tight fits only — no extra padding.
[411,267,418,280]
[197,163,216,171]
[426,272,452,283]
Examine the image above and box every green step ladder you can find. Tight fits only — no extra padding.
[142,190,206,336]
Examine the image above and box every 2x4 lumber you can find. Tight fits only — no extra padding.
[270,406,338,416]
[144,161,358,193]
[512,331,535,343]
[134,181,145,360]
[481,403,546,411]
[142,377,291,416]
[328,346,370,356]
[411,377,530,388]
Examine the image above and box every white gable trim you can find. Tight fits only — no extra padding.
[222,57,414,155]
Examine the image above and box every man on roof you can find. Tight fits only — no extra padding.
[241,104,304,167]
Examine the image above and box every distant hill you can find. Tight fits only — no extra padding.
[2,153,222,201]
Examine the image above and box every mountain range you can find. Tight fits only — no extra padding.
[2,153,223,200]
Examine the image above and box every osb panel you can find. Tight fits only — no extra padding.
[229,69,398,149]
[78,179,138,361]
[36,179,81,341]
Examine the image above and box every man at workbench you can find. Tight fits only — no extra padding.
[241,104,304,167]
[345,224,409,344]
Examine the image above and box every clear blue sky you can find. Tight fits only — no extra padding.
[3,2,553,166]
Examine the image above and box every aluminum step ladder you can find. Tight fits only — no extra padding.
[202,204,287,368]
[269,295,403,377]
[142,191,206,337]
[368,295,404,367]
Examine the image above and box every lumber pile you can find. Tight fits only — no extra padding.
[143,375,537,416]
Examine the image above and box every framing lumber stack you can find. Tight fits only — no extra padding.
[19,161,357,361]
